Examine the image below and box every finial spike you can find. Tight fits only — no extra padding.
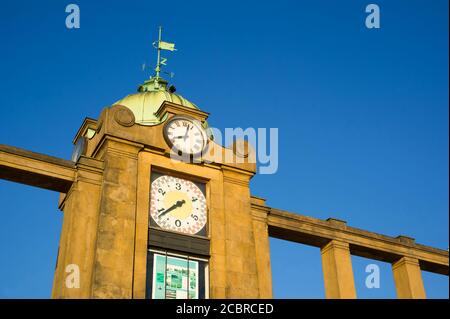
[155,26,163,78]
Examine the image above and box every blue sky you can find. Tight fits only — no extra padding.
[0,0,448,298]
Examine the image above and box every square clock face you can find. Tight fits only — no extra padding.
[149,172,207,236]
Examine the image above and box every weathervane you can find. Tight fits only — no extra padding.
[139,26,177,92]
[152,26,177,79]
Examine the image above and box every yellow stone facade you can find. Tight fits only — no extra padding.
[50,100,271,298]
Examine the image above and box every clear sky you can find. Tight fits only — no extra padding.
[0,0,448,298]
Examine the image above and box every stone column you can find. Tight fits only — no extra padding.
[321,239,357,299]
[52,157,103,298]
[392,256,426,299]
[90,139,142,298]
[222,167,259,298]
[251,197,273,298]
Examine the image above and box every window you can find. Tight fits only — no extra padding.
[146,249,209,299]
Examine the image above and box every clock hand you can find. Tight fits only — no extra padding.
[158,205,177,218]
[183,125,190,140]
[157,199,186,218]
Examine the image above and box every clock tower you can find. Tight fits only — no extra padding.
[51,28,273,299]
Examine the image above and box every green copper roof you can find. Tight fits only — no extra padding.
[113,77,200,126]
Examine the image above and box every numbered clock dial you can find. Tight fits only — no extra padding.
[150,175,207,235]
[164,116,207,156]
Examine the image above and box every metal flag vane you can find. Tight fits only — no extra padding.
[138,27,177,93]
[152,26,177,79]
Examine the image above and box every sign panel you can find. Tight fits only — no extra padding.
[152,253,199,299]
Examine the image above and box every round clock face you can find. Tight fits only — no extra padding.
[150,175,207,235]
[164,116,207,156]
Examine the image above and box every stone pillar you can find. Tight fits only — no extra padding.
[321,239,357,299]
[222,167,259,298]
[208,175,227,299]
[251,197,273,298]
[90,139,142,298]
[392,256,426,299]
[52,157,103,298]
